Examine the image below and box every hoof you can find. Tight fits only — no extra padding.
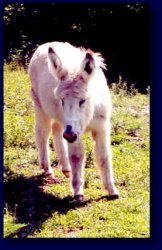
[107,194,119,200]
[44,173,61,184]
[74,195,84,203]
[46,178,61,184]
[62,170,71,178]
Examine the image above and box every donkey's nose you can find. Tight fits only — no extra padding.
[63,125,77,143]
[65,125,72,133]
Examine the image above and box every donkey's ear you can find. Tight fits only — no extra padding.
[81,52,95,82]
[48,47,67,81]
[48,47,61,70]
[84,53,95,74]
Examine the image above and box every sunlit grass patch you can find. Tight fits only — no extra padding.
[3,65,150,238]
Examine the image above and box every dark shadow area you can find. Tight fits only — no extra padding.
[4,169,114,238]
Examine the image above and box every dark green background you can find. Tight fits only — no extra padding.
[3,3,150,91]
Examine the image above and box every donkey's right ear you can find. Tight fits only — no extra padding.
[48,47,61,70]
[48,47,67,81]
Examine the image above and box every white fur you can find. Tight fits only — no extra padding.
[28,41,118,197]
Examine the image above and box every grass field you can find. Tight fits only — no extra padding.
[3,65,150,238]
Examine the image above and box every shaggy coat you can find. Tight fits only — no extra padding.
[28,41,118,201]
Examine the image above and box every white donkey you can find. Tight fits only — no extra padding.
[28,41,118,201]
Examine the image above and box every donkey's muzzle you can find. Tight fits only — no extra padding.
[63,125,77,143]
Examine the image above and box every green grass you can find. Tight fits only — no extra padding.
[3,64,150,238]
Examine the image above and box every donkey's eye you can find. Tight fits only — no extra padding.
[61,99,64,107]
[79,99,86,107]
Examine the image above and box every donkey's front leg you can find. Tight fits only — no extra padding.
[93,128,119,199]
[68,139,85,201]
[52,122,71,178]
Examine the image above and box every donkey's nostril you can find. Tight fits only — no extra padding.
[72,133,77,141]
[63,131,77,143]
[63,132,71,141]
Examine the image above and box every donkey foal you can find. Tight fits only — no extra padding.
[28,41,119,201]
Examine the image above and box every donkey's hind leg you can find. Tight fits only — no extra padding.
[93,127,119,199]
[34,106,55,180]
[52,123,71,178]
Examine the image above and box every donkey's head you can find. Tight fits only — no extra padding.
[48,46,96,143]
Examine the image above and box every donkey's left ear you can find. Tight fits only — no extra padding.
[81,52,95,82]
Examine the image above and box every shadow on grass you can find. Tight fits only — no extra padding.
[4,169,114,238]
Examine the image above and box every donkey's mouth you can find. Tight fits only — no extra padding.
[63,132,77,143]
